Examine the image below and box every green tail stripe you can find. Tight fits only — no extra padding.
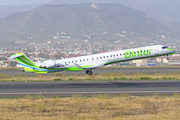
[11,53,39,67]
[16,57,38,67]
[20,55,38,65]
[18,54,38,65]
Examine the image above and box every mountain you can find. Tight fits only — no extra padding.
[1,0,52,5]
[49,0,180,24]
[0,0,52,19]
[0,4,170,40]
[0,5,42,18]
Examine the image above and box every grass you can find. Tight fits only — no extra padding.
[0,72,180,82]
[0,94,180,119]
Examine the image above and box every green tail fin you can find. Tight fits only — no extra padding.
[10,53,40,68]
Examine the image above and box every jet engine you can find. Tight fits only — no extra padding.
[40,60,56,68]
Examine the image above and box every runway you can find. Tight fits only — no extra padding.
[0,67,180,76]
[1,80,180,97]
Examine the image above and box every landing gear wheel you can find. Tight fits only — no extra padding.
[86,70,93,76]
[166,55,169,60]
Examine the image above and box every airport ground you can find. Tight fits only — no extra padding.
[0,67,179,97]
[0,94,180,120]
[0,67,180,76]
[0,67,180,119]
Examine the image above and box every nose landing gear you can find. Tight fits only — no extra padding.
[86,69,93,76]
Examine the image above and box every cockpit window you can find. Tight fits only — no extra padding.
[162,46,168,49]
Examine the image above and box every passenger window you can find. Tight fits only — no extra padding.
[92,58,94,60]
[87,59,89,61]
[68,62,70,64]
[83,59,85,61]
[110,55,112,57]
[80,60,82,62]
[72,61,74,63]
[103,56,105,58]
[100,57,102,59]
[113,55,115,57]
[117,54,118,56]
[107,56,109,58]
[97,57,98,59]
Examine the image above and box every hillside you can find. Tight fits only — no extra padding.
[0,5,42,19]
[0,4,170,40]
[49,0,180,24]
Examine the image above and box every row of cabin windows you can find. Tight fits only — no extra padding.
[64,50,148,64]
[65,53,122,64]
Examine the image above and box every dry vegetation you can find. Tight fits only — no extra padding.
[0,94,180,120]
[0,72,180,82]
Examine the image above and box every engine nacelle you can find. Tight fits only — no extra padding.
[40,60,56,68]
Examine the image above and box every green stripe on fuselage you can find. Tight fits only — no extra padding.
[167,48,175,51]
[105,54,168,65]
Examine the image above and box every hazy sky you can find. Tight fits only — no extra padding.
[0,0,52,5]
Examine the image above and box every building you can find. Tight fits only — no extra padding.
[131,59,147,66]
[156,55,180,66]
[168,57,180,66]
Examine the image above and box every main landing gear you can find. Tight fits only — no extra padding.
[166,55,169,60]
[86,69,93,76]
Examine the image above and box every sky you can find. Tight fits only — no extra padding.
[0,0,52,5]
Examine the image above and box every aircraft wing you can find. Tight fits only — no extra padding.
[75,63,104,70]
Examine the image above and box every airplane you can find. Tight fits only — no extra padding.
[9,45,175,75]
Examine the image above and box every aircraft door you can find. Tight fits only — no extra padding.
[155,48,160,55]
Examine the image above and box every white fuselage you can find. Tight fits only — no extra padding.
[52,45,174,69]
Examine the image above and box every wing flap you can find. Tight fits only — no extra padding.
[75,63,104,70]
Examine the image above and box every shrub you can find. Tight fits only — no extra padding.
[140,76,151,80]
[119,77,127,80]
[68,77,75,81]
[108,78,112,81]
[11,79,15,82]
[37,105,48,113]
[161,76,172,80]
[84,77,92,81]
[25,94,34,100]
[55,72,64,77]
[113,77,118,80]
[34,94,44,99]
[53,78,62,81]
